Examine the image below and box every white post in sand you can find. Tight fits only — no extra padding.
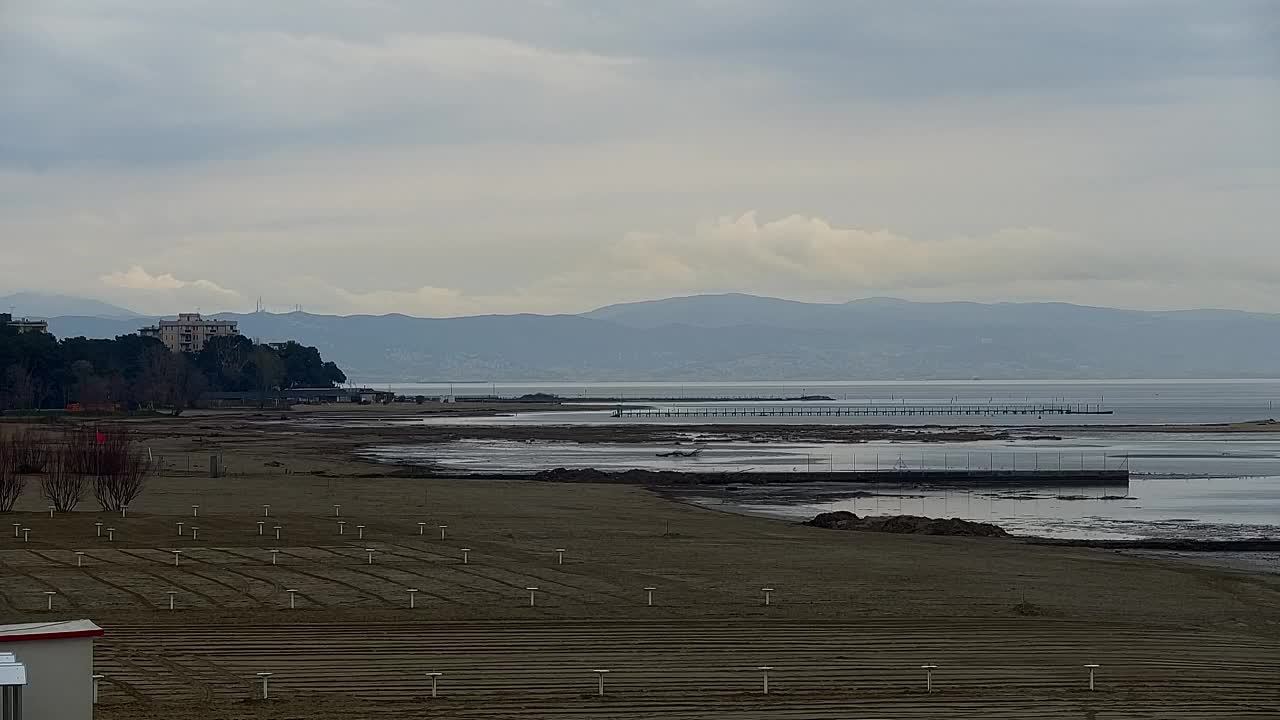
[172,550,183,567]
[286,589,298,609]
[92,674,105,704]
[191,505,199,517]
[270,549,281,565]
[407,588,419,608]
[44,591,56,611]
[921,664,938,693]
[526,587,539,607]
[644,587,656,606]
[177,521,185,536]
[338,521,346,535]
[439,525,448,540]
[190,527,198,541]
[356,525,365,540]
[333,504,341,517]
[256,672,273,700]
[47,506,55,519]
[366,549,376,565]
[106,527,115,541]
[756,666,773,694]
[761,587,774,606]
[14,523,22,538]
[262,504,271,517]
[424,672,443,698]
[94,522,103,538]
[75,551,85,567]
[273,525,282,541]
[418,522,427,536]
[21,528,29,543]
[120,506,127,518]
[256,521,265,536]
[1084,664,1100,691]
[592,669,610,696]
[555,548,566,565]
[166,590,178,610]
[461,548,471,564]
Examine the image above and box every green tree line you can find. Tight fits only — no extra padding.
[0,328,346,413]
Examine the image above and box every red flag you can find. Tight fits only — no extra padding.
[96,431,106,445]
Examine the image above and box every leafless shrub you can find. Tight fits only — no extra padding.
[87,428,150,512]
[11,429,48,474]
[0,438,25,512]
[42,446,87,512]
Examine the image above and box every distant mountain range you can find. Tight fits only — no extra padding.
[24,293,1280,381]
[1,292,140,319]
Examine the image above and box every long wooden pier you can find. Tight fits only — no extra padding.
[612,402,1111,418]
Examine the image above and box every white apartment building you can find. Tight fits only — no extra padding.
[139,313,240,353]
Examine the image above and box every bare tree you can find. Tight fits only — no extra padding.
[0,438,25,512]
[88,428,150,511]
[42,445,87,512]
[11,429,48,474]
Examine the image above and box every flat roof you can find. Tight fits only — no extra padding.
[0,620,104,644]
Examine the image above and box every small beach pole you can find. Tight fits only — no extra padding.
[921,664,938,693]
[256,672,273,700]
[439,525,448,540]
[555,548,566,565]
[424,672,443,698]
[270,549,280,565]
[178,521,185,536]
[526,587,539,607]
[166,591,178,610]
[44,591,56,610]
[761,587,774,606]
[356,525,365,540]
[461,548,471,564]
[191,505,199,517]
[75,551,85,567]
[644,586,656,606]
[172,550,183,567]
[287,589,298,609]
[366,548,375,565]
[756,666,773,694]
[256,521,264,536]
[1084,664,1100,691]
[92,674,105,704]
[407,588,419,608]
[418,522,427,536]
[593,669,609,696]
[338,521,346,535]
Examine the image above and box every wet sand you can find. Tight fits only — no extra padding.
[2,409,1279,718]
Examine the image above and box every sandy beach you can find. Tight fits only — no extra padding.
[2,408,1279,717]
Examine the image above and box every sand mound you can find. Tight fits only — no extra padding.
[806,510,1009,537]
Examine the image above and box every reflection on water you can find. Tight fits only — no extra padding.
[364,436,1280,542]
[682,477,1280,541]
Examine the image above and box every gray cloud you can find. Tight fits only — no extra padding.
[0,1,1276,315]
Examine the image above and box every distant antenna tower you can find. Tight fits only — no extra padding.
[256,297,264,314]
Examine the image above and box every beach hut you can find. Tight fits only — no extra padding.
[0,620,103,720]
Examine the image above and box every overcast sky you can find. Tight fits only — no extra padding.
[2,1,1277,316]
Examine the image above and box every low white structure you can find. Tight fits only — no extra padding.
[0,620,103,720]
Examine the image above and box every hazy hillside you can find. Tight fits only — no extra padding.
[36,295,1280,381]
[0,292,139,319]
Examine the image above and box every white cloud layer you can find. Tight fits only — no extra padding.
[1,1,1277,316]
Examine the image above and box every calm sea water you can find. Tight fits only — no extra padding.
[359,379,1280,545]
[371,379,1280,426]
